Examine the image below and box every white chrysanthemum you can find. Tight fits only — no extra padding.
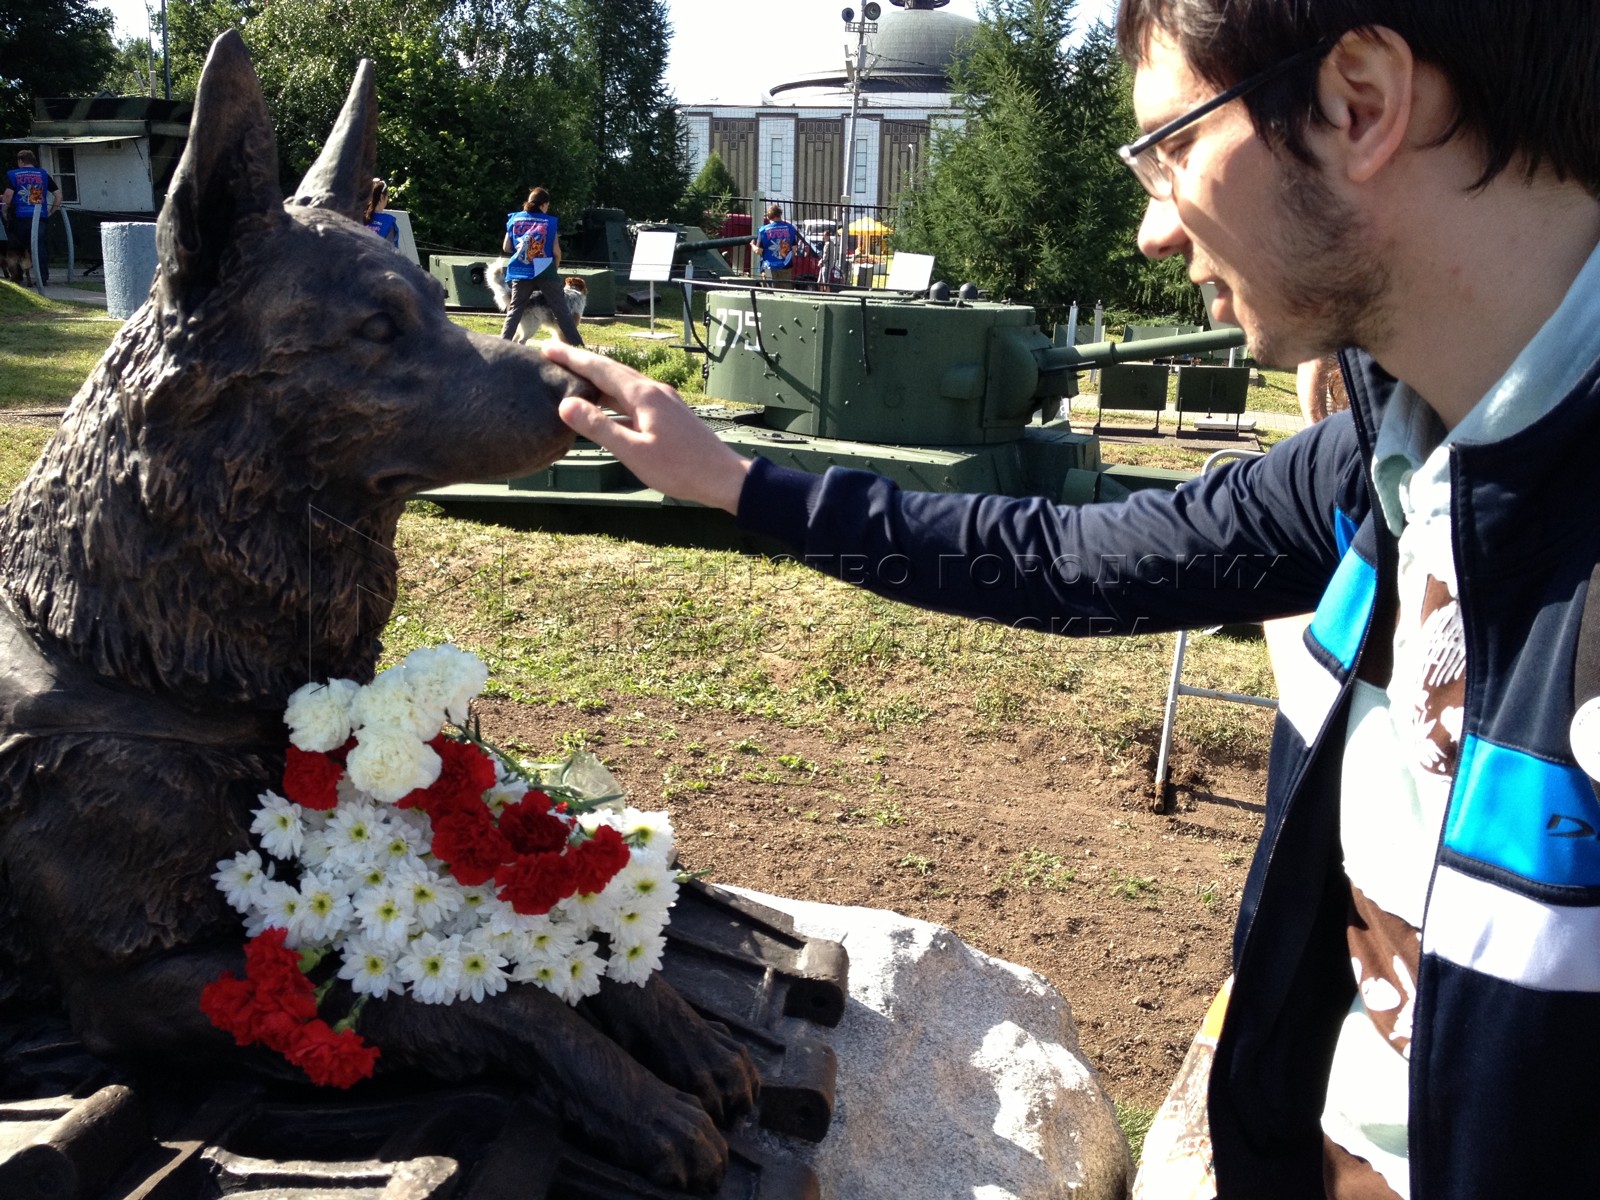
[293,873,353,943]
[558,886,618,932]
[284,678,360,752]
[353,883,415,947]
[609,861,679,914]
[556,940,606,1004]
[507,919,582,971]
[398,932,463,1004]
[606,932,667,986]
[324,801,388,867]
[402,644,489,728]
[248,879,304,942]
[396,869,462,929]
[482,896,556,937]
[341,861,392,891]
[345,731,440,804]
[482,776,528,815]
[599,897,671,942]
[350,666,438,742]
[515,959,563,994]
[250,791,306,861]
[213,850,272,913]
[338,937,405,998]
[299,826,334,871]
[618,808,675,864]
[456,929,510,1002]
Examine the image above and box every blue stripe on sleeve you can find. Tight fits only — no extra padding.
[1308,547,1375,671]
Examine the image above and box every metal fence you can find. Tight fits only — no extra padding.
[714,195,902,290]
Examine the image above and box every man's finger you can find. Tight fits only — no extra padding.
[559,395,628,446]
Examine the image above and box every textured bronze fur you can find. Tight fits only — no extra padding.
[0,32,755,1193]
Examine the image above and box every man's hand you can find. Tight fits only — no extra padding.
[544,343,754,514]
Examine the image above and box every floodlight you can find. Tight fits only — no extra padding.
[863,2,881,18]
[842,7,855,22]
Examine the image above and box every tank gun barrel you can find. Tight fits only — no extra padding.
[674,233,754,256]
[1037,326,1246,379]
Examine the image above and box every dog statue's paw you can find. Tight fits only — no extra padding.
[610,1082,731,1194]
[580,973,760,1126]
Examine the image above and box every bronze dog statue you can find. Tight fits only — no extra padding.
[0,32,756,1193]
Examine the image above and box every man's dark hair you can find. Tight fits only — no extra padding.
[16,150,36,166]
[1116,0,1600,195]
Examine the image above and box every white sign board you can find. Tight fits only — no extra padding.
[630,230,679,283]
[885,252,935,293]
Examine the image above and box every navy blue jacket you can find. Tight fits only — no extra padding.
[736,346,1600,1198]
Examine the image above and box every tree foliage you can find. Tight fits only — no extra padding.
[147,0,684,250]
[0,0,117,132]
[560,0,687,220]
[898,2,1200,323]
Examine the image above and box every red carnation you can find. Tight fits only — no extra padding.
[287,1020,381,1089]
[283,745,343,811]
[397,736,497,816]
[570,825,630,896]
[496,850,578,915]
[499,795,572,856]
[430,806,514,887]
[199,974,257,1044]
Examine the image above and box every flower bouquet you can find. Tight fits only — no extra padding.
[203,645,679,1087]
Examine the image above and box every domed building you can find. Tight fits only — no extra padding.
[679,0,977,215]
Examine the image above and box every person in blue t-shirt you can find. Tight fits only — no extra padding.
[750,204,807,288]
[500,186,582,345]
[3,150,61,285]
[363,178,399,247]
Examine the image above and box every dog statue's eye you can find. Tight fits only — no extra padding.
[359,313,399,344]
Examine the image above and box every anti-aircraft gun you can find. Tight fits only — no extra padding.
[421,287,1250,539]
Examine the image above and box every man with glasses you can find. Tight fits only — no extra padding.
[545,3,1600,1195]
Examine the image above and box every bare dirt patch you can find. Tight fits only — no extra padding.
[477,693,1267,1111]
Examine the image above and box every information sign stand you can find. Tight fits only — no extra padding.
[629,229,679,340]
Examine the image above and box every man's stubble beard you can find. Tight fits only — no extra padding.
[1249,154,1394,369]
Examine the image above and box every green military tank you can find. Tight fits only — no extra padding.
[419,286,1248,544]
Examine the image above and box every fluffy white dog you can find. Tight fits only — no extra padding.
[486,258,588,343]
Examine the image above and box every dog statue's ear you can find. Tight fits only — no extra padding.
[155,31,284,314]
[288,60,377,223]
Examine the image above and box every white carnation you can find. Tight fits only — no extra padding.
[402,644,489,728]
[345,731,440,804]
[350,666,437,742]
[283,678,359,752]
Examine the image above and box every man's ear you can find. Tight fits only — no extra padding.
[288,60,377,224]
[155,30,284,315]
[1315,26,1415,184]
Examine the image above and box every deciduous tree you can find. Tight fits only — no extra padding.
[0,0,117,132]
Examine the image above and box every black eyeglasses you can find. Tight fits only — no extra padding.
[1119,38,1336,200]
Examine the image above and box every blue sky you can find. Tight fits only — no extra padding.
[95,0,1121,106]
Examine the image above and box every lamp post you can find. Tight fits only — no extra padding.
[839,3,879,285]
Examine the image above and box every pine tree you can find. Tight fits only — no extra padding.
[898,2,1185,322]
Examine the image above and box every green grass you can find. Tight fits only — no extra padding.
[0,281,123,410]
[1116,1099,1158,1165]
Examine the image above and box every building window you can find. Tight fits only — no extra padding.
[49,146,78,204]
[852,138,868,196]
[770,137,783,194]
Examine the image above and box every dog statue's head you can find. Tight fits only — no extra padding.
[0,33,590,704]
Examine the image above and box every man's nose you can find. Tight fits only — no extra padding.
[1137,195,1189,261]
